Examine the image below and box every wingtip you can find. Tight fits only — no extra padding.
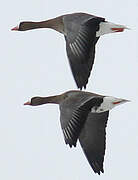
[66,141,77,148]
[96,167,104,175]
[78,85,87,90]
[97,171,100,175]
[96,169,104,175]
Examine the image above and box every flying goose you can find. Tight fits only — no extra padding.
[24,90,129,174]
[12,12,128,89]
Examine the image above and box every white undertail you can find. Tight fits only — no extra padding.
[96,22,129,37]
[91,96,129,113]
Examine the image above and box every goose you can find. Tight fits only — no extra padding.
[24,90,129,174]
[12,12,128,89]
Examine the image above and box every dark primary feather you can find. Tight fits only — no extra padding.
[79,111,109,175]
[64,17,104,89]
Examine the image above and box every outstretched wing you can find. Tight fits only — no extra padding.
[65,17,104,89]
[79,111,109,175]
[60,96,103,147]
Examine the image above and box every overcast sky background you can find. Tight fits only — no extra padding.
[1,0,138,179]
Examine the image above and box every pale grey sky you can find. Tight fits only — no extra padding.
[0,0,138,179]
